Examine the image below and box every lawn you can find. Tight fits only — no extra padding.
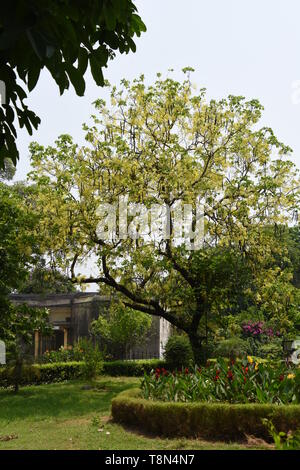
[0,376,272,450]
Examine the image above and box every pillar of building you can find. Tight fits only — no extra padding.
[63,328,68,349]
[34,330,39,359]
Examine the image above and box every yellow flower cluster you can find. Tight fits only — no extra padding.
[287,373,295,380]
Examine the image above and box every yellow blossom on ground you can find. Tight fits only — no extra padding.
[247,356,253,364]
[255,363,259,370]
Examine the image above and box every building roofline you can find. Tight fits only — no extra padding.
[9,292,112,307]
[10,292,100,300]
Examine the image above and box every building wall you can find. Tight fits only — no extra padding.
[128,316,161,359]
[10,293,171,359]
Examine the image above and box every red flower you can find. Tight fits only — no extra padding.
[279,374,284,382]
[227,370,234,381]
[214,375,220,382]
[185,367,189,375]
[243,376,247,383]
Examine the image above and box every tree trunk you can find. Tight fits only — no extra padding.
[13,357,23,394]
[188,333,203,366]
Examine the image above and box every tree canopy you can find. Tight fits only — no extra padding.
[19,259,76,294]
[0,0,146,167]
[91,301,152,358]
[28,71,300,360]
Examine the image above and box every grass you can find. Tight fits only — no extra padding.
[0,376,273,450]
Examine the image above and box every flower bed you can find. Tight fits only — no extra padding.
[141,357,300,404]
[111,388,300,440]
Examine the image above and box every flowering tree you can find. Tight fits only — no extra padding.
[28,71,299,361]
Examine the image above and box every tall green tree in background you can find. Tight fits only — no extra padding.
[28,71,300,361]
[0,182,51,390]
[91,301,152,359]
[0,0,146,167]
[19,259,76,294]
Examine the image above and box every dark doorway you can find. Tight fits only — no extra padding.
[54,329,64,350]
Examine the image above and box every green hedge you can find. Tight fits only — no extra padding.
[0,361,84,387]
[111,388,300,440]
[0,359,167,388]
[102,359,166,377]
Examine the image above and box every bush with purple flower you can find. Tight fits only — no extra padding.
[242,321,281,340]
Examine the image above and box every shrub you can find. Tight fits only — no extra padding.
[197,341,215,364]
[40,339,104,379]
[77,338,103,380]
[242,321,281,339]
[262,418,300,449]
[102,359,166,377]
[215,337,248,359]
[91,301,152,359]
[163,335,193,369]
[112,388,300,440]
[0,359,168,388]
[0,361,83,387]
[257,340,284,360]
[39,345,85,363]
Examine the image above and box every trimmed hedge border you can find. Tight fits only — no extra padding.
[111,388,300,440]
[0,359,167,388]
[102,359,166,377]
[0,361,84,387]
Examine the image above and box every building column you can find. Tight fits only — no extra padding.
[63,328,68,349]
[34,330,39,359]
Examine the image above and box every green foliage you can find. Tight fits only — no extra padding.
[262,418,300,450]
[76,338,103,380]
[141,358,300,404]
[0,182,53,391]
[0,361,84,388]
[102,359,166,377]
[256,340,284,360]
[0,0,146,167]
[39,344,85,363]
[0,183,36,306]
[19,260,76,294]
[212,303,294,361]
[112,388,300,440]
[163,335,194,369]
[29,72,300,358]
[0,359,167,387]
[215,337,249,359]
[91,302,152,357]
[3,304,53,393]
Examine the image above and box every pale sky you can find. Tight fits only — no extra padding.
[14,0,300,181]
